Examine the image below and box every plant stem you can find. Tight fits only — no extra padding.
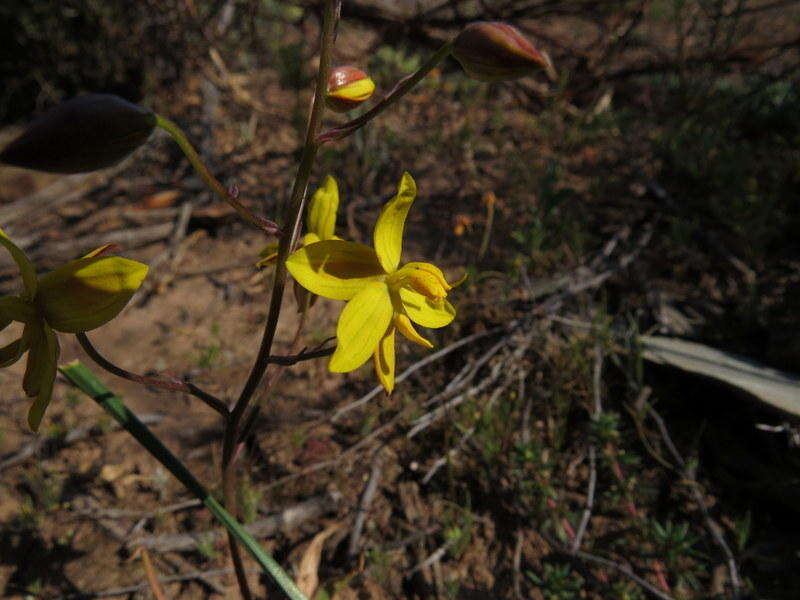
[75,332,230,418]
[155,115,279,235]
[59,361,308,600]
[220,2,338,598]
[317,40,454,144]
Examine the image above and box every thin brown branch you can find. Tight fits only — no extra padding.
[330,325,509,422]
[348,451,384,557]
[0,413,163,473]
[134,547,169,600]
[130,492,340,553]
[76,332,230,418]
[648,407,743,594]
[572,346,602,552]
[65,568,248,599]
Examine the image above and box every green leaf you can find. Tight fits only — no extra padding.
[58,361,308,600]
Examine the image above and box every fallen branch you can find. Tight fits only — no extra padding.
[571,346,602,552]
[564,546,674,600]
[421,366,526,484]
[73,498,201,520]
[28,223,174,259]
[130,491,340,553]
[330,325,509,422]
[648,406,744,596]
[0,413,163,473]
[0,167,123,226]
[64,567,249,599]
[348,451,384,557]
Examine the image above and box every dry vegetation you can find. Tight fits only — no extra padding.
[0,1,799,599]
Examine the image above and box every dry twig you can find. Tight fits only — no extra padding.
[348,450,384,557]
[330,325,508,422]
[130,491,340,553]
[0,414,163,473]
[648,406,744,595]
[571,346,602,552]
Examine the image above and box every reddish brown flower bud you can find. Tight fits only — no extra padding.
[452,22,556,82]
[326,66,376,113]
[0,94,156,174]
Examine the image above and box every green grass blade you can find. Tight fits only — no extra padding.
[59,360,308,600]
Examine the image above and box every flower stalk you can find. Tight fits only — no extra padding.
[220,0,339,597]
[155,115,279,236]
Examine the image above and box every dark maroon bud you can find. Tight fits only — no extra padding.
[0,94,156,173]
[452,22,556,82]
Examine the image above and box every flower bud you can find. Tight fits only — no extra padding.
[326,66,376,113]
[0,94,156,173]
[452,22,556,82]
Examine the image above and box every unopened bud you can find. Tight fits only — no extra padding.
[452,22,555,82]
[0,94,156,173]
[326,66,376,113]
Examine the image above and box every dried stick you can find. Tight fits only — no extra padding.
[439,336,510,397]
[648,407,744,595]
[73,498,201,520]
[330,325,508,422]
[571,346,602,552]
[564,546,675,600]
[348,451,384,557]
[76,494,225,596]
[421,366,526,484]
[409,328,535,438]
[66,568,251,599]
[28,223,174,259]
[406,356,507,439]
[130,492,340,553]
[134,547,169,600]
[0,414,163,473]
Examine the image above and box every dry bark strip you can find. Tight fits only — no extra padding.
[129,491,341,553]
[27,223,174,259]
[0,414,163,473]
[0,167,123,226]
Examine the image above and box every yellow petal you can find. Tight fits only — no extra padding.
[82,244,119,258]
[394,312,433,349]
[399,287,456,328]
[22,324,60,431]
[307,175,339,240]
[0,295,36,324]
[0,228,37,299]
[287,240,385,301]
[373,172,416,273]
[329,282,393,372]
[373,325,396,393]
[37,256,148,333]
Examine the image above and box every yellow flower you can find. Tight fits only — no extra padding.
[0,232,148,430]
[286,172,461,393]
[257,174,341,267]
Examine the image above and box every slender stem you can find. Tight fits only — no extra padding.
[317,41,454,144]
[220,2,338,598]
[237,296,316,445]
[155,115,280,236]
[59,362,308,600]
[264,343,335,366]
[75,332,229,419]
